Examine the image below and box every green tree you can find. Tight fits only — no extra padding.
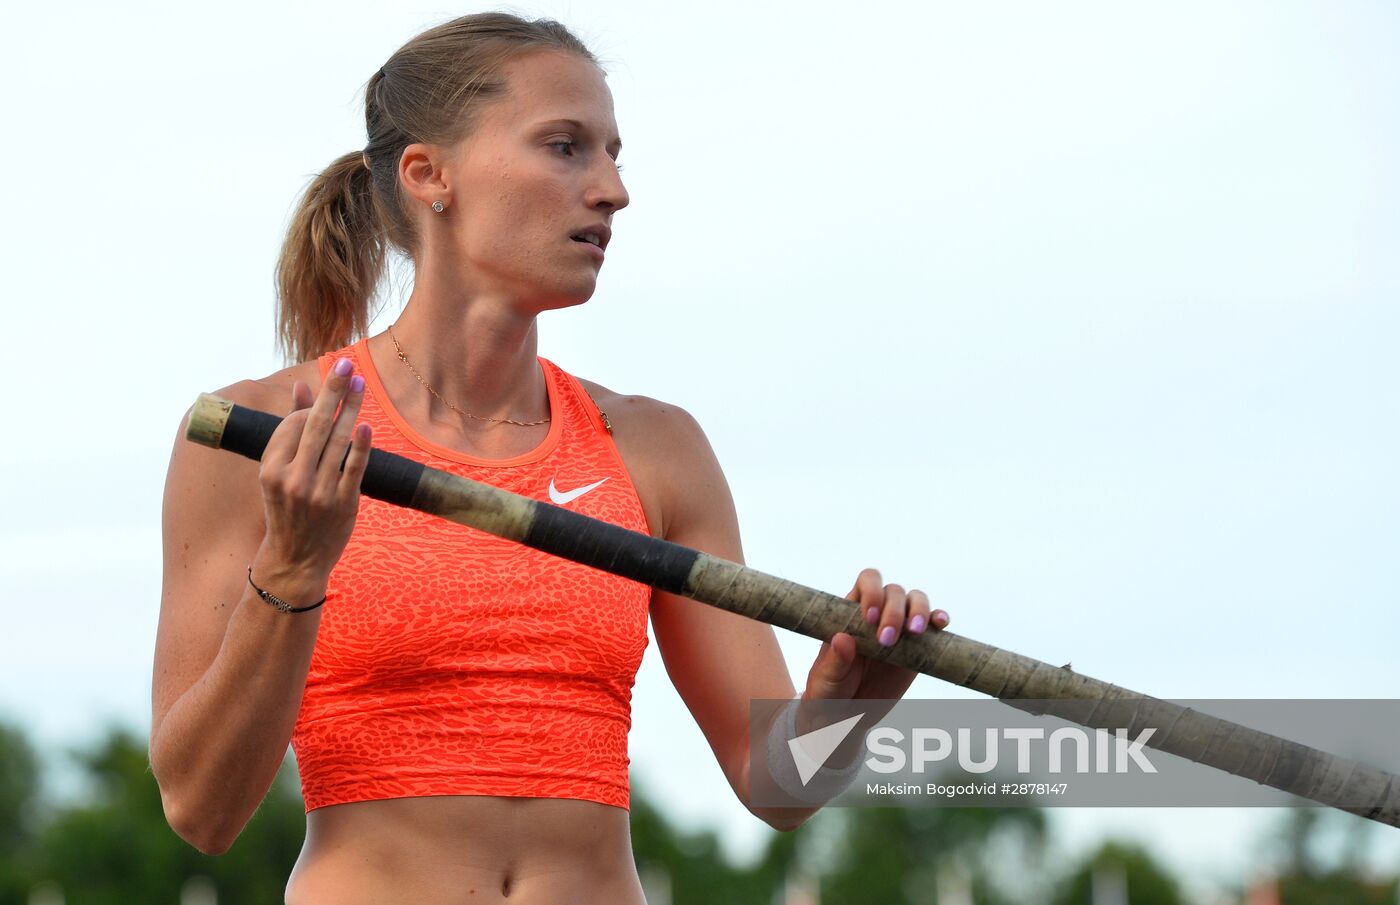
[32,727,304,905]
[817,805,1047,905]
[1277,872,1397,905]
[1051,840,1182,905]
[1267,808,1398,905]
[0,720,41,905]
[629,775,789,905]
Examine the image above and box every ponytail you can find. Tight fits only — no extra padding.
[274,151,387,363]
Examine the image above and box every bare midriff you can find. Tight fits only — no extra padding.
[285,795,646,905]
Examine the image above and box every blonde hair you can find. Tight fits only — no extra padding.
[273,12,598,363]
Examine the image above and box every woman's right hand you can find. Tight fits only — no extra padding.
[254,356,373,586]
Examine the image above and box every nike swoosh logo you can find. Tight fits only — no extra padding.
[548,477,609,505]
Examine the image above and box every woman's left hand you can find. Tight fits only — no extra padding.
[802,568,949,709]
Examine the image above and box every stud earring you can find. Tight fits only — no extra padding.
[431,200,445,213]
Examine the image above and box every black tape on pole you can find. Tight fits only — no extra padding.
[523,503,699,595]
[215,403,426,511]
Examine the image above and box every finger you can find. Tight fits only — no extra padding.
[292,357,356,477]
[805,632,860,703]
[875,583,908,647]
[846,567,884,627]
[261,382,314,468]
[314,374,366,496]
[336,422,374,504]
[905,589,932,634]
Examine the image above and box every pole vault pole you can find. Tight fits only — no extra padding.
[185,392,1400,827]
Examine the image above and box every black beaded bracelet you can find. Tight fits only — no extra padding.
[247,568,326,614]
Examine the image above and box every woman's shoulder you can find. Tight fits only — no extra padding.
[164,358,327,524]
[162,359,326,549]
[573,377,735,544]
[574,376,725,480]
[211,360,324,418]
[574,377,711,450]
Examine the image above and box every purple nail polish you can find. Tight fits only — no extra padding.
[910,615,927,633]
[879,626,896,646]
[866,607,879,625]
[350,375,365,393]
[334,357,353,377]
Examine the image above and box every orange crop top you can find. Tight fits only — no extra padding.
[290,339,653,812]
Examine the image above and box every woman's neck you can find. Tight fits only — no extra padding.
[368,290,549,434]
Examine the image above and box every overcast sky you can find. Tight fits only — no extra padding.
[3,0,1397,891]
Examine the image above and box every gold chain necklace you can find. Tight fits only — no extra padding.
[387,324,551,428]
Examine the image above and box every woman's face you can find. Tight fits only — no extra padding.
[435,50,628,310]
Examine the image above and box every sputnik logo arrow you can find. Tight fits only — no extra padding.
[789,712,865,785]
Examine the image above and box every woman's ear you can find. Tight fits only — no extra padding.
[398,142,453,210]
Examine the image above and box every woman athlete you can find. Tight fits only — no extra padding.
[151,13,949,904]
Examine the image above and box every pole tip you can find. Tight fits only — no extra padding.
[186,393,233,449]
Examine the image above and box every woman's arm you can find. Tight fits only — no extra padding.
[150,362,369,854]
[630,402,796,826]
[612,398,939,832]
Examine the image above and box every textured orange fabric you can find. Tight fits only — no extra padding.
[290,338,652,812]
